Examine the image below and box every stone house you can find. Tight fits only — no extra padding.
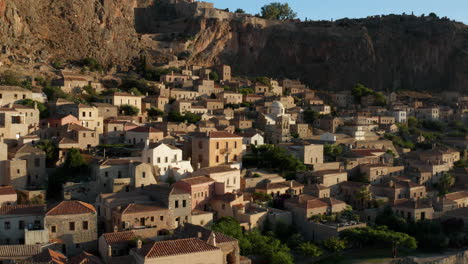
[160,72,191,84]
[102,120,138,144]
[170,89,199,100]
[230,116,253,131]
[92,103,119,120]
[8,144,47,189]
[284,194,348,220]
[94,159,157,193]
[341,149,387,169]
[131,237,224,264]
[141,185,192,226]
[125,126,164,145]
[371,178,427,201]
[98,228,160,263]
[415,107,439,120]
[191,132,243,169]
[220,92,243,105]
[282,142,323,166]
[0,104,39,145]
[174,176,215,210]
[192,166,241,195]
[237,132,264,147]
[172,100,193,114]
[216,65,232,81]
[102,92,143,114]
[313,116,344,133]
[0,204,46,245]
[56,123,99,150]
[359,164,404,184]
[305,184,331,198]
[392,199,434,221]
[0,86,33,106]
[0,159,28,189]
[112,203,175,232]
[71,104,104,133]
[45,200,97,256]
[244,94,264,104]
[142,95,170,113]
[308,170,348,195]
[194,79,216,97]
[435,191,468,212]
[0,186,17,206]
[255,180,304,197]
[209,193,246,219]
[203,99,224,112]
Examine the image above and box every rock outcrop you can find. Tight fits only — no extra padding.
[1,0,467,92]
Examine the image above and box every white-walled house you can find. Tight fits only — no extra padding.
[238,132,264,147]
[141,142,193,182]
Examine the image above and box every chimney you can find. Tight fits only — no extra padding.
[197,232,203,239]
[144,139,150,149]
[107,245,112,257]
[137,239,142,249]
[113,225,118,233]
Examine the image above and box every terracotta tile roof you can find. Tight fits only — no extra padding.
[393,198,432,209]
[28,248,67,264]
[100,159,134,166]
[0,85,30,92]
[180,176,215,185]
[121,203,166,214]
[46,200,96,216]
[127,126,162,133]
[0,185,16,195]
[305,199,328,209]
[9,144,44,155]
[207,131,242,138]
[212,193,240,203]
[445,191,468,201]
[137,238,219,258]
[350,149,385,157]
[64,123,94,132]
[69,251,103,264]
[192,166,238,176]
[0,244,44,258]
[0,204,45,216]
[181,223,237,244]
[111,92,142,97]
[102,228,160,245]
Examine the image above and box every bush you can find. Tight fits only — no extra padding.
[322,237,347,253]
[147,107,164,121]
[260,2,297,20]
[298,242,323,257]
[119,104,139,116]
[81,57,103,72]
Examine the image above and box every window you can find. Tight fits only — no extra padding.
[216,142,219,149]
[83,133,86,138]
[34,158,40,167]
[222,204,226,210]
[157,157,161,163]
[150,217,154,221]
[118,171,122,178]
[182,200,186,207]
[175,200,179,208]
[198,141,203,148]
[18,220,25,230]
[234,141,237,148]
[160,216,164,221]
[225,142,228,148]
[69,222,75,231]
[105,172,108,177]
[82,112,86,117]
[142,172,146,178]
[216,156,219,163]
[82,221,88,230]
[76,243,80,248]
[4,221,10,230]
[165,157,168,163]
[51,225,57,233]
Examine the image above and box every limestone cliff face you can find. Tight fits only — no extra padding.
[187,16,468,91]
[1,0,467,92]
[0,0,146,68]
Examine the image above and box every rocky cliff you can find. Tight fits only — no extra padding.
[1,0,467,92]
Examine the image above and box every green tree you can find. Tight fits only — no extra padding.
[209,71,219,81]
[64,148,87,169]
[35,140,59,167]
[184,112,202,124]
[260,2,297,20]
[42,85,70,101]
[303,109,319,124]
[16,99,49,118]
[146,107,164,121]
[167,111,185,122]
[81,57,103,72]
[119,104,139,116]
[438,172,455,195]
[235,8,245,14]
[298,242,323,257]
[322,237,347,253]
[0,70,21,86]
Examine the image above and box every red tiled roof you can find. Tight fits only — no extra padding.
[103,231,137,245]
[0,185,16,195]
[351,149,385,157]
[29,248,67,264]
[0,244,43,258]
[137,238,219,258]
[121,203,166,214]
[46,201,96,216]
[192,166,238,176]
[0,204,45,216]
[127,126,162,133]
[180,176,215,185]
[445,191,468,201]
[69,251,103,264]
[207,131,241,138]
[101,159,134,166]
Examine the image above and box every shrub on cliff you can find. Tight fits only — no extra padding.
[261,2,297,20]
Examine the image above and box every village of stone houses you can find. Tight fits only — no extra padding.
[0,1,467,264]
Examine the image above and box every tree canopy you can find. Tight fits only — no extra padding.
[119,104,139,116]
[260,2,297,20]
